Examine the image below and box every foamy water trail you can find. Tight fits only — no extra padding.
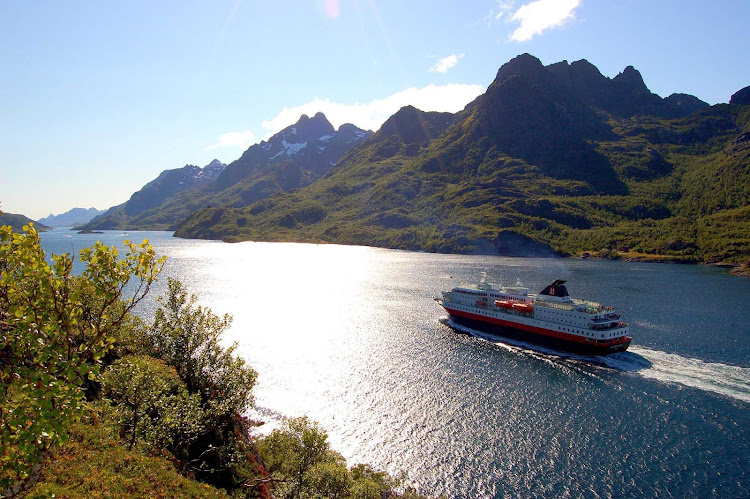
[626,346,750,404]
[440,317,750,404]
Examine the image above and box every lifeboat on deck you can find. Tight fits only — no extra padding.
[512,303,533,313]
[494,300,513,309]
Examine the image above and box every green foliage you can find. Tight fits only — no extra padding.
[0,225,430,498]
[148,278,257,420]
[257,416,430,499]
[101,355,204,452]
[258,416,332,498]
[0,223,164,490]
[141,277,260,490]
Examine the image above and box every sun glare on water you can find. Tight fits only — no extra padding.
[178,241,379,417]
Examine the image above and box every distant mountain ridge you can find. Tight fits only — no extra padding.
[83,114,372,230]
[175,54,750,266]
[124,159,227,216]
[38,207,104,227]
[83,160,227,229]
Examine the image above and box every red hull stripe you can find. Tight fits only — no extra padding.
[444,307,630,348]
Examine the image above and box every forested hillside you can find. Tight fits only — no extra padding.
[176,54,750,265]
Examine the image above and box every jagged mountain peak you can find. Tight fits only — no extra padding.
[545,57,706,118]
[210,111,373,197]
[205,159,226,169]
[548,58,606,83]
[279,112,336,142]
[613,65,649,94]
[495,53,545,82]
[547,58,609,104]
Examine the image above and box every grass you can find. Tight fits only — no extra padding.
[26,404,228,499]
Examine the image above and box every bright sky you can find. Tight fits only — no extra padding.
[2,0,749,220]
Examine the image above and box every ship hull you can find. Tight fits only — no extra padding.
[444,308,630,356]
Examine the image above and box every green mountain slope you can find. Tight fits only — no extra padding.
[0,213,51,232]
[175,55,750,265]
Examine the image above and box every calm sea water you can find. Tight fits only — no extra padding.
[40,228,750,498]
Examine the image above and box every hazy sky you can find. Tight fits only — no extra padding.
[2,0,749,220]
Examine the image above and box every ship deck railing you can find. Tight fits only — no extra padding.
[534,301,575,311]
[589,322,629,331]
[592,314,620,323]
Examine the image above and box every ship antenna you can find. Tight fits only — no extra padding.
[480,269,487,284]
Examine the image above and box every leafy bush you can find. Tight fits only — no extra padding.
[101,355,204,452]
[257,416,431,499]
[148,278,257,421]
[0,224,164,491]
[143,278,261,490]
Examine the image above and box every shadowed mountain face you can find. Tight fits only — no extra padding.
[83,114,372,230]
[124,160,227,216]
[730,85,750,105]
[83,159,227,229]
[547,58,709,118]
[468,55,623,193]
[175,54,750,264]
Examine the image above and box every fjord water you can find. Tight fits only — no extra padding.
[41,229,750,497]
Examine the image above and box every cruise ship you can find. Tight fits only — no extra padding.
[435,275,631,355]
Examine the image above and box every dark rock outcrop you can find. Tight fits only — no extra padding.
[730,86,750,105]
[547,58,708,118]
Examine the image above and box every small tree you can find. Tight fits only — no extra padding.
[101,355,204,451]
[148,277,257,420]
[0,224,164,491]
[146,278,259,488]
[257,416,332,499]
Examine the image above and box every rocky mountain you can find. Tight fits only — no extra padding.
[37,207,105,227]
[123,159,227,216]
[546,58,709,118]
[82,160,227,229]
[83,114,372,230]
[176,54,750,265]
[208,112,372,204]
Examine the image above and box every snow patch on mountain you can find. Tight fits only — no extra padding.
[269,150,285,161]
[281,139,307,156]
